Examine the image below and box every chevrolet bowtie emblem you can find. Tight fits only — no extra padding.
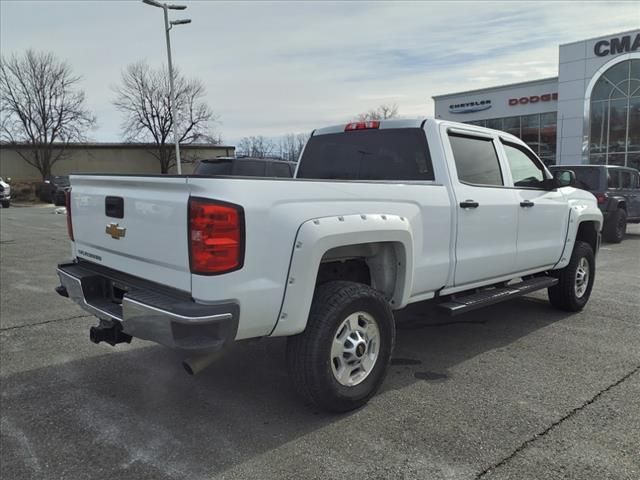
[105,223,126,240]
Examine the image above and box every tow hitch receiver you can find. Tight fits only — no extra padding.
[89,319,132,346]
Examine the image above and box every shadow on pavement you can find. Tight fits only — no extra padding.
[1,296,571,480]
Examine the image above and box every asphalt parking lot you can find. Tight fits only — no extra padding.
[1,205,639,480]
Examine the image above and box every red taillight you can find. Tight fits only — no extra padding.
[189,198,244,275]
[65,190,74,241]
[344,121,380,131]
[596,193,608,204]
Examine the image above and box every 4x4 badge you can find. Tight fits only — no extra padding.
[105,223,126,240]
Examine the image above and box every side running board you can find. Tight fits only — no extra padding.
[437,276,558,316]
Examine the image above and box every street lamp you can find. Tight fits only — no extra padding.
[142,0,191,174]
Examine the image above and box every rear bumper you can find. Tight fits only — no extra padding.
[57,262,238,351]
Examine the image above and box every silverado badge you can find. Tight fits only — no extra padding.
[105,223,126,240]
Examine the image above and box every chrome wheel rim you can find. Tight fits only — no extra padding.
[330,312,380,387]
[575,257,590,298]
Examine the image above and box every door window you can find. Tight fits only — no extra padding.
[620,171,633,188]
[448,133,503,186]
[607,170,620,189]
[501,141,546,189]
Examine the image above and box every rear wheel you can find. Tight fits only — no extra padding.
[286,281,395,412]
[548,241,595,312]
[603,208,626,243]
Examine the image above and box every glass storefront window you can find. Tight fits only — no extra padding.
[486,118,503,130]
[589,59,640,167]
[464,112,557,164]
[503,116,521,137]
[539,112,557,163]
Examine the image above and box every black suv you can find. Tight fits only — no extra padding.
[38,175,70,206]
[194,157,296,177]
[549,165,640,243]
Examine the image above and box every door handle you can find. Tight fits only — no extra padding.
[459,200,479,209]
[520,200,535,208]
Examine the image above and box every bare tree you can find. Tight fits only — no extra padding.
[237,135,276,158]
[0,50,96,180]
[356,103,399,122]
[113,62,217,173]
[278,132,309,162]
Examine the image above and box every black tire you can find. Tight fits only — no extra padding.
[548,241,595,312]
[603,209,626,243]
[1,201,9,208]
[286,281,395,412]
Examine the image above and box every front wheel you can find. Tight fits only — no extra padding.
[1,200,9,208]
[286,281,395,412]
[548,241,595,312]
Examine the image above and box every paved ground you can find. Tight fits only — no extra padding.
[1,205,639,480]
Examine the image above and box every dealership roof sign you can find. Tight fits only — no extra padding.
[594,33,639,57]
[448,100,491,114]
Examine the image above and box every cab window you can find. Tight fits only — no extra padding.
[448,133,503,186]
[501,141,546,189]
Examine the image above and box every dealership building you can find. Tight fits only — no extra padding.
[433,29,639,169]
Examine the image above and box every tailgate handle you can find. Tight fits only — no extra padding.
[105,196,124,219]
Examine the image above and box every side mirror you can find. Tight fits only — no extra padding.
[552,169,576,188]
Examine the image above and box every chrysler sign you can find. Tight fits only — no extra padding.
[448,100,492,114]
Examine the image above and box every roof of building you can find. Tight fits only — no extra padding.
[432,76,559,101]
[559,28,639,47]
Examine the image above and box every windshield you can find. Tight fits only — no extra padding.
[297,128,434,181]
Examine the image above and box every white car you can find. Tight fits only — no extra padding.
[56,118,602,411]
[0,177,11,208]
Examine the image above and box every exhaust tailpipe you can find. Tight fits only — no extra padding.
[89,319,132,346]
[182,350,224,376]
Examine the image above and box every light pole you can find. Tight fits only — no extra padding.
[142,0,191,174]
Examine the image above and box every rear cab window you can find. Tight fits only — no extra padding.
[233,160,266,176]
[194,160,233,176]
[448,132,503,186]
[297,128,434,181]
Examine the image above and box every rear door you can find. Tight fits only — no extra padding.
[69,175,192,292]
[619,169,640,219]
[499,139,569,271]
[444,128,519,286]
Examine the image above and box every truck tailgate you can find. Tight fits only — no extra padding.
[69,175,191,292]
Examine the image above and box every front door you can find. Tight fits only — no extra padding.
[446,130,519,286]
[500,140,569,271]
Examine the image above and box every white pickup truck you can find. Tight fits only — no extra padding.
[57,118,602,412]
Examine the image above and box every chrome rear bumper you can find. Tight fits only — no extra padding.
[57,262,238,351]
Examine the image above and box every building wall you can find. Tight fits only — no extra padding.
[0,144,235,181]
[432,29,640,167]
[433,77,559,123]
[557,29,640,165]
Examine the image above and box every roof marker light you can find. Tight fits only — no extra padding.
[344,121,380,131]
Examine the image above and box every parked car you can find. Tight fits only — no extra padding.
[0,177,11,208]
[56,118,602,412]
[38,175,70,205]
[194,157,297,177]
[549,165,640,243]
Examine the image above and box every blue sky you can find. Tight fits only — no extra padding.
[1,1,639,146]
